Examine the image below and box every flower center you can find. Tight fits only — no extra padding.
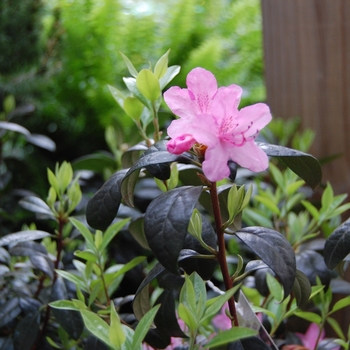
[219,117,258,146]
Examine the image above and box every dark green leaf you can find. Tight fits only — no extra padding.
[0,231,52,247]
[18,298,41,314]
[121,141,181,206]
[154,290,187,338]
[30,254,55,279]
[235,227,296,298]
[25,133,56,152]
[230,336,273,350]
[51,277,84,340]
[293,269,312,307]
[296,250,331,287]
[86,170,127,230]
[258,142,322,190]
[0,121,30,135]
[121,142,148,168]
[9,241,47,257]
[0,337,13,350]
[144,186,203,274]
[13,313,40,350]
[18,196,53,216]
[72,152,116,172]
[324,218,350,269]
[0,298,21,328]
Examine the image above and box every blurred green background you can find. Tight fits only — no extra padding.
[0,0,264,230]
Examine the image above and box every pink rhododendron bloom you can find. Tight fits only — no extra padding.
[164,67,272,182]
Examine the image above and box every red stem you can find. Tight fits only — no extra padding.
[210,182,239,327]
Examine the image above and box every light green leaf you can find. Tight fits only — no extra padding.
[100,218,131,252]
[109,303,126,348]
[55,270,88,292]
[120,51,138,77]
[49,300,80,311]
[301,200,320,220]
[47,168,60,195]
[266,272,283,302]
[154,49,170,79]
[123,96,144,121]
[178,303,198,331]
[132,304,161,349]
[159,65,181,89]
[70,218,95,251]
[294,311,322,324]
[327,316,346,341]
[108,85,126,109]
[74,250,97,262]
[205,327,257,348]
[80,309,112,347]
[3,95,16,114]
[136,69,160,102]
[330,295,350,314]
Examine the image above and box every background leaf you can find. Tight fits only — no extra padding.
[324,218,350,270]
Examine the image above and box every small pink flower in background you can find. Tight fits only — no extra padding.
[296,323,324,350]
[212,302,231,330]
[164,67,272,182]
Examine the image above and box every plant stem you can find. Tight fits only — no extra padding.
[210,182,239,327]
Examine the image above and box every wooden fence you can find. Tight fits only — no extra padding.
[261,0,350,195]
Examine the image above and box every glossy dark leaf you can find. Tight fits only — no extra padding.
[9,241,47,256]
[30,254,55,279]
[19,297,42,314]
[84,336,109,350]
[0,121,30,136]
[293,269,312,307]
[144,186,203,274]
[296,250,331,287]
[142,142,172,180]
[154,290,187,338]
[133,250,203,320]
[13,313,40,350]
[121,142,148,168]
[51,277,84,340]
[324,218,350,270]
[72,152,116,172]
[244,260,268,275]
[0,230,52,247]
[235,227,296,298]
[258,142,322,190]
[121,141,193,206]
[0,298,21,328]
[86,170,127,230]
[229,336,272,350]
[19,196,53,216]
[0,337,13,350]
[143,329,171,349]
[25,133,56,151]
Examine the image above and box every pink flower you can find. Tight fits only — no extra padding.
[164,67,272,182]
[212,302,231,330]
[296,323,324,350]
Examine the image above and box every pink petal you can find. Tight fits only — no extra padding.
[202,141,231,182]
[164,86,198,119]
[226,140,269,173]
[211,85,243,124]
[167,134,196,154]
[186,68,218,114]
[235,103,272,137]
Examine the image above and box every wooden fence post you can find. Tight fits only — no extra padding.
[261,0,350,195]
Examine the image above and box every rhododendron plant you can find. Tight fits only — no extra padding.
[164,67,272,181]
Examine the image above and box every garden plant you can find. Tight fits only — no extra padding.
[1,49,350,350]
